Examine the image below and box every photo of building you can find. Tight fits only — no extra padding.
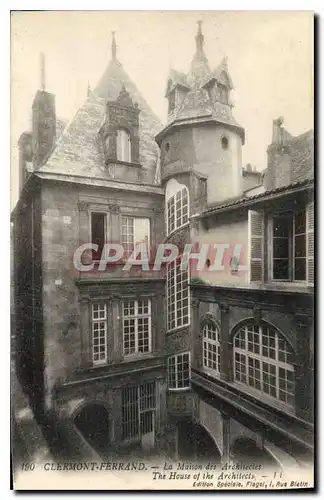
[11,14,314,474]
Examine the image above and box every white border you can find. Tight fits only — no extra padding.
[4,4,322,498]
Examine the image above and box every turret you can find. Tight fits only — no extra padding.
[156,22,245,207]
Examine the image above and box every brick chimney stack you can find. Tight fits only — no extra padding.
[265,116,291,190]
[272,116,284,145]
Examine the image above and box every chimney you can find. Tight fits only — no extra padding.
[272,116,284,145]
[266,116,291,190]
[32,53,56,167]
[17,131,33,194]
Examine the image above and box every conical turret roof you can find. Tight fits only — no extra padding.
[157,22,244,144]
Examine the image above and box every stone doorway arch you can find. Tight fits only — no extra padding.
[177,418,221,462]
[74,403,110,456]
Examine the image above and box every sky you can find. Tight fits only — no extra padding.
[11,11,314,206]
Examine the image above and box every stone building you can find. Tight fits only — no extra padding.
[12,24,314,465]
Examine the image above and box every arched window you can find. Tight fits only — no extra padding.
[166,185,189,235]
[233,321,295,406]
[203,321,220,373]
[117,129,131,162]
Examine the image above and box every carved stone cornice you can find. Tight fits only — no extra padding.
[219,302,230,314]
[108,203,120,214]
[78,201,89,211]
[153,207,164,216]
[191,297,201,308]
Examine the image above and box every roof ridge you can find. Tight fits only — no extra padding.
[289,129,314,142]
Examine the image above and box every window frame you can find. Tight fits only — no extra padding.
[233,322,295,408]
[166,185,189,236]
[91,302,108,366]
[122,299,152,357]
[202,320,221,374]
[166,259,190,332]
[268,210,307,283]
[90,211,107,262]
[121,215,151,258]
[167,351,191,391]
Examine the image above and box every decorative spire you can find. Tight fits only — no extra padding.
[87,81,91,97]
[40,52,46,91]
[117,85,134,107]
[112,31,117,60]
[195,20,204,54]
[221,55,228,70]
[188,21,210,86]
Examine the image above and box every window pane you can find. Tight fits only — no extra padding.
[91,213,105,260]
[167,260,189,331]
[168,353,190,389]
[166,186,189,236]
[294,258,306,281]
[234,322,295,406]
[117,129,131,162]
[273,259,289,280]
[234,352,246,384]
[273,216,290,237]
[203,322,220,373]
[123,300,151,356]
[134,218,150,247]
[294,211,306,235]
[294,234,306,258]
[273,238,289,259]
[92,303,107,365]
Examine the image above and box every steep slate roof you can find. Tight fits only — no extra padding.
[165,68,190,96]
[288,129,314,183]
[263,127,314,190]
[202,56,234,90]
[193,178,314,220]
[160,22,244,143]
[39,40,163,185]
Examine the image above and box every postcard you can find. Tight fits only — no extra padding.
[11,10,314,491]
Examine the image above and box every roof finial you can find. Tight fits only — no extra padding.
[112,31,117,60]
[222,55,228,69]
[196,20,204,54]
[40,52,46,91]
[87,81,91,97]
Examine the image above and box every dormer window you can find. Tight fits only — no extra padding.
[218,83,228,105]
[117,129,131,162]
[100,86,140,167]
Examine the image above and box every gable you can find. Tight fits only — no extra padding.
[39,59,163,185]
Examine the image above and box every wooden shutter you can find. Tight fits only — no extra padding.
[248,210,264,283]
[306,201,314,284]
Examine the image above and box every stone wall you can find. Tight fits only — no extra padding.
[40,180,165,410]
